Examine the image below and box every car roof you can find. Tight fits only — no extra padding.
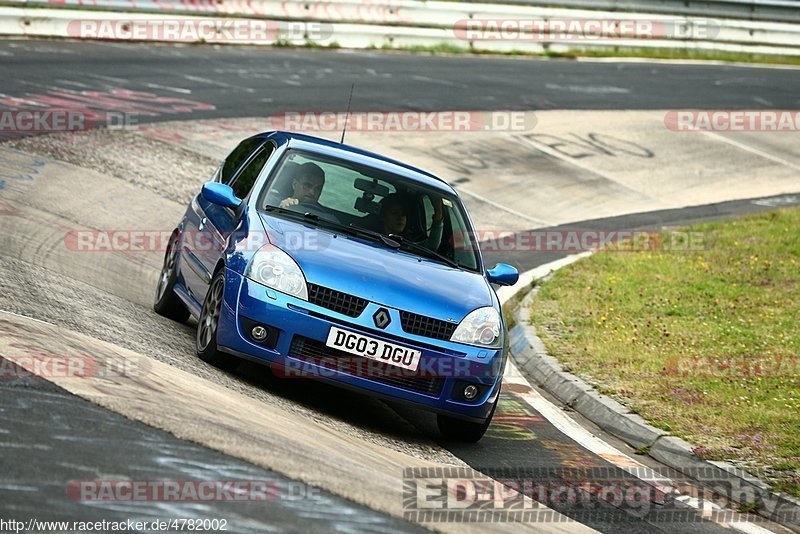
[256,130,456,194]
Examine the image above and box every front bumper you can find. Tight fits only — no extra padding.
[215,269,504,422]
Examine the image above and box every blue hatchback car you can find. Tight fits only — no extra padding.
[154,131,519,442]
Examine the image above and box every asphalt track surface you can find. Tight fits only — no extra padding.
[1,40,799,120]
[0,368,423,533]
[2,40,800,532]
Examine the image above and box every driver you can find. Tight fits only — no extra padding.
[279,162,325,208]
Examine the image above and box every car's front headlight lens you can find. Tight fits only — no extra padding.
[450,306,502,348]
[245,245,308,300]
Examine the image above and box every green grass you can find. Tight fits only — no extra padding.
[542,47,800,66]
[374,42,800,66]
[530,208,800,498]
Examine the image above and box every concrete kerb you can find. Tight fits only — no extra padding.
[501,253,800,531]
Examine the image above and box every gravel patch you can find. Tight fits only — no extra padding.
[4,129,219,205]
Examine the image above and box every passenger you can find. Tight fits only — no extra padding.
[379,193,444,251]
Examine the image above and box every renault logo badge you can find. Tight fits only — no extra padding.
[373,308,391,329]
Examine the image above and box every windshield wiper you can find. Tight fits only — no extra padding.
[347,224,403,249]
[348,224,459,268]
[264,206,393,245]
[264,207,459,267]
[387,233,460,269]
[263,205,321,223]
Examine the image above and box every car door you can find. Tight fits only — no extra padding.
[182,137,273,303]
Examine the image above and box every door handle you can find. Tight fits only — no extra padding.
[198,217,207,231]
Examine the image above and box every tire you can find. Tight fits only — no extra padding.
[437,397,498,443]
[196,271,239,372]
[154,232,190,322]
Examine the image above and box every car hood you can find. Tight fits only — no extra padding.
[259,213,494,322]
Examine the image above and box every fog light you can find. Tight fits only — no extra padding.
[251,325,269,342]
[463,384,479,400]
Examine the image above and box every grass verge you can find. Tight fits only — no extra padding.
[530,208,800,498]
[380,43,800,66]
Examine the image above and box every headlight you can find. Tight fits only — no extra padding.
[245,245,308,300]
[450,306,502,348]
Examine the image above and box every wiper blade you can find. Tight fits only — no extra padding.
[263,205,320,223]
[388,233,460,269]
[264,207,457,267]
[348,224,459,267]
[347,224,402,249]
[264,206,390,244]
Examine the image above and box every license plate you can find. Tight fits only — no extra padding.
[325,326,421,372]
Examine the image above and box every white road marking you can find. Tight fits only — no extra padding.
[702,131,800,172]
[84,73,129,84]
[0,92,49,107]
[365,68,391,78]
[55,80,91,88]
[411,75,466,88]
[545,83,630,94]
[456,185,550,226]
[145,82,192,94]
[752,195,799,207]
[182,75,255,93]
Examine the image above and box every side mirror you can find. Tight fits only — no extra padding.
[201,182,242,209]
[486,263,519,286]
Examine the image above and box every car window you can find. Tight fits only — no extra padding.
[258,149,481,271]
[281,153,396,216]
[448,204,479,271]
[221,137,262,184]
[231,143,274,199]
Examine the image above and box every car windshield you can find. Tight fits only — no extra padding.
[258,149,481,271]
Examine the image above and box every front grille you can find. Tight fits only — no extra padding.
[289,336,445,397]
[400,311,457,341]
[307,284,368,318]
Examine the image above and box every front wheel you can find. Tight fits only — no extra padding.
[437,398,497,443]
[196,271,239,372]
[154,232,190,322]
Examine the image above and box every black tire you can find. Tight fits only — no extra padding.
[196,272,239,372]
[154,233,190,322]
[437,396,498,443]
